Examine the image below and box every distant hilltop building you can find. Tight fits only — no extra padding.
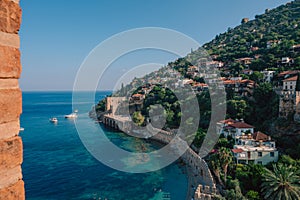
[241,18,249,24]
[278,72,300,121]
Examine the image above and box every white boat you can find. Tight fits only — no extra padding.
[19,127,25,131]
[49,117,58,123]
[64,112,77,119]
[64,110,78,119]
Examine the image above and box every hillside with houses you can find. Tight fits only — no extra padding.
[94,1,300,199]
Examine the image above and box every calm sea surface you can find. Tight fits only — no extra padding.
[21,91,188,200]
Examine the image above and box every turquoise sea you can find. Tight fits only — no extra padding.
[21,91,188,200]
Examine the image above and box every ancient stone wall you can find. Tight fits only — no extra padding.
[194,184,216,200]
[279,91,295,118]
[106,97,126,115]
[0,0,24,199]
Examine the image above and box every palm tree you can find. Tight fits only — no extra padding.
[219,147,233,185]
[261,164,300,200]
[209,153,223,186]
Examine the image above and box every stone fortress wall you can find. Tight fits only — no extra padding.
[0,0,24,199]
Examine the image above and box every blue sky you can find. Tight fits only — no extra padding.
[20,0,291,91]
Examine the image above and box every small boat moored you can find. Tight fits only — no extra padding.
[64,110,78,119]
[49,117,58,123]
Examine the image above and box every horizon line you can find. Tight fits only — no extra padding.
[22,90,114,92]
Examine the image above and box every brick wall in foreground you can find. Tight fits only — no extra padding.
[0,0,24,199]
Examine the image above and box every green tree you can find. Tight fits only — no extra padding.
[219,147,233,185]
[294,56,300,69]
[192,128,206,148]
[278,155,300,168]
[209,153,223,185]
[230,63,244,75]
[165,110,174,126]
[226,179,246,200]
[227,97,249,120]
[247,82,279,130]
[132,111,145,126]
[261,164,300,200]
[249,59,266,71]
[246,190,260,200]
[249,71,264,83]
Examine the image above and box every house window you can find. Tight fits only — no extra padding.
[258,152,262,157]
[238,160,247,164]
[270,152,275,157]
[290,85,293,90]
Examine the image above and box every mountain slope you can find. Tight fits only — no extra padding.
[187,0,300,71]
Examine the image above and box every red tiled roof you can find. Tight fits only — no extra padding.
[236,57,253,61]
[278,70,299,77]
[232,148,244,153]
[253,131,269,141]
[229,122,254,129]
[292,44,300,48]
[223,79,255,85]
[219,118,237,124]
[223,80,235,84]
[283,75,298,82]
[210,149,218,154]
[132,94,143,97]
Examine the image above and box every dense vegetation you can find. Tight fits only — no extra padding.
[200,0,300,72]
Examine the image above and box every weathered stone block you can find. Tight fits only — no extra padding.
[0,165,22,189]
[0,180,24,200]
[0,136,23,171]
[0,32,20,48]
[0,45,21,78]
[0,89,22,124]
[0,120,20,140]
[0,79,19,89]
[0,0,22,34]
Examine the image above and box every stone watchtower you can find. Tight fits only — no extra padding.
[293,91,300,121]
[279,90,296,118]
[279,74,300,121]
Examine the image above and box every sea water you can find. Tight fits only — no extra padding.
[21,91,188,200]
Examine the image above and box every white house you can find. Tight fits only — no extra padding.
[216,118,237,135]
[226,122,255,138]
[262,70,275,83]
[282,57,293,64]
[232,132,278,165]
[282,75,297,91]
[217,119,255,138]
